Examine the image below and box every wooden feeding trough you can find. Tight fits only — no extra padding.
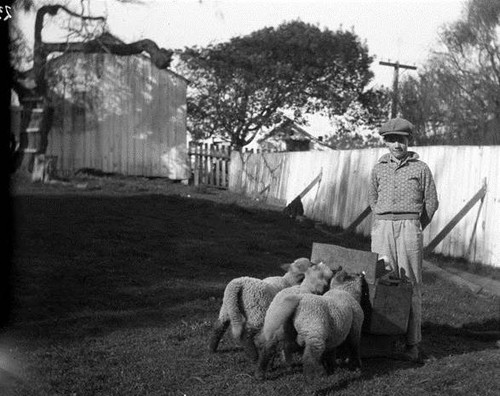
[311,242,413,357]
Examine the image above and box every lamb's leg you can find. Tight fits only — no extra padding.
[208,319,229,353]
[346,331,362,370]
[302,342,326,381]
[321,348,337,375]
[241,328,259,361]
[282,321,300,366]
[283,340,296,366]
[255,341,277,380]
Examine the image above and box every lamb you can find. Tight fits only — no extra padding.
[255,270,365,381]
[208,257,316,360]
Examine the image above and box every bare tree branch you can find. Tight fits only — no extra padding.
[30,4,172,99]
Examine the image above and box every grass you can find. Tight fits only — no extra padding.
[1,176,499,395]
[425,254,500,281]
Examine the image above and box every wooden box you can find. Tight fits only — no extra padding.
[366,282,413,335]
[310,242,413,336]
[310,242,386,284]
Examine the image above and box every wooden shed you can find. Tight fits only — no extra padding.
[44,44,190,180]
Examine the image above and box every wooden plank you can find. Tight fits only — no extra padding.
[297,169,323,200]
[221,147,227,188]
[202,143,208,184]
[194,144,200,187]
[225,147,230,188]
[210,145,216,186]
[310,242,384,284]
[344,205,372,234]
[424,180,487,255]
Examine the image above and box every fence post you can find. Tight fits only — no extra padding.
[200,143,207,184]
[210,144,216,186]
[220,146,227,188]
[215,146,221,188]
[193,143,200,187]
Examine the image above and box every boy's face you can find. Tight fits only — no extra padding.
[384,134,409,159]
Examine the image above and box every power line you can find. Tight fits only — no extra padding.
[379,60,417,118]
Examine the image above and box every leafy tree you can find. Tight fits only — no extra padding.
[399,0,500,145]
[179,20,374,149]
[323,87,391,150]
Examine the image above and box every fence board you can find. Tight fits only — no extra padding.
[229,146,500,268]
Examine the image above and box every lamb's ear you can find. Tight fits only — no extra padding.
[280,263,292,271]
[333,269,348,282]
[294,258,313,273]
[291,257,313,273]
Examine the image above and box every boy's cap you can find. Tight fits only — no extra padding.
[379,118,414,137]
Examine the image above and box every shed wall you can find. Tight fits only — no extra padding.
[46,53,189,179]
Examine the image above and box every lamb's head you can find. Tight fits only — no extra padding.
[300,262,334,294]
[280,257,314,285]
[329,269,365,302]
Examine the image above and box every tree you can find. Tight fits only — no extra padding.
[323,87,391,149]
[11,3,173,101]
[399,0,500,145]
[179,20,373,149]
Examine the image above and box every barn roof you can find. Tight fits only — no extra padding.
[44,32,190,84]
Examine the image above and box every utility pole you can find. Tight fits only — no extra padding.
[379,60,417,118]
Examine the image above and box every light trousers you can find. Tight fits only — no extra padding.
[371,218,423,346]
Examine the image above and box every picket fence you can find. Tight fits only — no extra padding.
[229,146,500,268]
[188,143,279,189]
[188,142,232,188]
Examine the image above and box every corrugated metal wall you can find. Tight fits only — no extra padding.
[46,53,189,179]
[229,146,500,267]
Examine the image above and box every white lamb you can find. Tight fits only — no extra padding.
[208,257,316,360]
[255,270,365,381]
[254,262,337,363]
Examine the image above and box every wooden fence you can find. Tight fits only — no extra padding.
[229,146,500,268]
[188,142,232,188]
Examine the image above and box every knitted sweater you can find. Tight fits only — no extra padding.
[369,152,439,227]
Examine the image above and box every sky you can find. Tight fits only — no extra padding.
[18,0,466,88]
[15,0,466,135]
[110,0,466,88]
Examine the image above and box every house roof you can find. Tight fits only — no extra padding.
[258,116,335,149]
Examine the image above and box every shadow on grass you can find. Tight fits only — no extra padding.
[9,193,336,340]
[421,319,500,358]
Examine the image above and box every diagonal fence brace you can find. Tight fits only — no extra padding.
[424,179,487,255]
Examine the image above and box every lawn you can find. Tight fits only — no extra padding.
[1,175,499,396]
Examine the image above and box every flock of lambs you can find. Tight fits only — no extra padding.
[208,258,367,382]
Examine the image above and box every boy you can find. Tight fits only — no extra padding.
[369,117,439,361]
